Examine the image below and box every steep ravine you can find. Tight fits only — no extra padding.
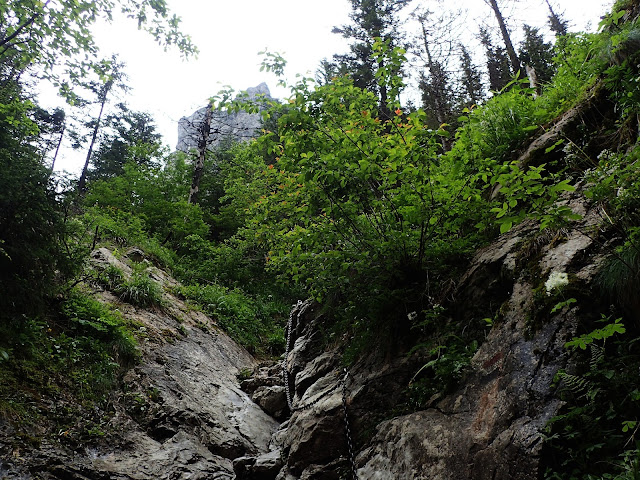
[262,193,608,480]
[0,194,620,479]
[0,248,280,479]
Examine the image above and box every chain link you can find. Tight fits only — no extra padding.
[282,301,359,479]
[342,368,359,480]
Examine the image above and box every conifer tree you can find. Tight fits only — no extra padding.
[414,9,455,129]
[545,0,569,37]
[459,44,484,107]
[88,109,163,181]
[330,0,412,116]
[480,28,512,92]
[519,24,556,85]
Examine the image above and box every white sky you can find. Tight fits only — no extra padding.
[43,0,613,174]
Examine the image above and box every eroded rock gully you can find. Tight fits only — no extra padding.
[263,195,608,480]
[1,248,279,480]
[1,194,610,479]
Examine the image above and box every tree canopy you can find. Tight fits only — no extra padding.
[0,0,196,89]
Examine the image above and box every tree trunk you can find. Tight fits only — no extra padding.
[78,80,113,192]
[50,123,65,173]
[487,0,522,77]
[545,0,568,36]
[188,102,213,205]
[0,0,50,57]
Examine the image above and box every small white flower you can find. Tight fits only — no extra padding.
[545,271,569,294]
[407,311,418,321]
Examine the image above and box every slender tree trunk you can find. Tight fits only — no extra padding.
[49,123,65,173]
[545,0,568,36]
[420,24,445,126]
[487,0,522,77]
[78,80,113,192]
[188,102,213,205]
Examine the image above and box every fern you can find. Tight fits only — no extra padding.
[558,371,592,397]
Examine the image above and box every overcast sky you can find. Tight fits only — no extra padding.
[45,0,613,174]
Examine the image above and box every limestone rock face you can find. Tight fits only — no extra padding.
[1,247,279,479]
[176,83,272,153]
[270,194,606,479]
[0,193,611,479]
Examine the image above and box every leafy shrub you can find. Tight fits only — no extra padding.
[95,264,125,291]
[80,206,148,248]
[177,283,287,354]
[84,162,209,246]
[406,340,478,410]
[543,316,640,480]
[597,234,640,300]
[0,292,139,428]
[0,82,80,321]
[116,266,163,308]
[61,291,139,366]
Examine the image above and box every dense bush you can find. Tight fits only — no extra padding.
[177,283,288,355]
[0,80,79,322]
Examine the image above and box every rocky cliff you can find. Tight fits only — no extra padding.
[0,189,623,479]
[176,83,272,153]
[233,191,608,480]
[0,248,279,479]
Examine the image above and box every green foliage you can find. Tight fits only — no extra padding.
[216,49,489,325]
[177,284,287,354]
[95,264,126,291]
[0,77,80,321]
[564,315,626,350]
[83,160,209,246]
[61,291,139,365]
[0,292,139,423]
[88,108,165,182]
[405,339,479,410]
[0,0,197,91]
[450,77,547,165]
[490,161,579,233]
[586,146,640,312]
[536,33,601,118]
[80,206,149,247]
[597,236,640,310]
[328,0,410,100]
[543,316,640,480]
[586,147,640,219]
[115,265,163,308]
[551,297,577,314]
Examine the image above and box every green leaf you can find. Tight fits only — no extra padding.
[500,221,513,234]
[551,298,577,314]
[545,139,565,154]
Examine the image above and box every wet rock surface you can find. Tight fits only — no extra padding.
[270,196,606,479]
[1,194,611,479]
[0,248,279,479]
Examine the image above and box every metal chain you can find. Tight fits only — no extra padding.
[282,301,359,479]
[282,300,301,411]
[342,368,359,480]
